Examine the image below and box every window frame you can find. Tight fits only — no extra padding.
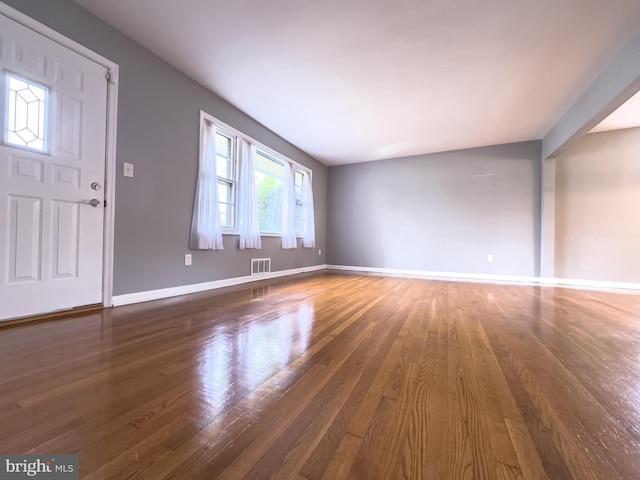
[200,110,312,238]
[254,147,285,235]
[213,128,237,230]
[294,168,305,236]
[201,111,240,232]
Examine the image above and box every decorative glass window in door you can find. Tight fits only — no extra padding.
[5,73,48,152]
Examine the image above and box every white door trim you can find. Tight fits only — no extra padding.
[0,2,119,308]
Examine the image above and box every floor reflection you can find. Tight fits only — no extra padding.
[250,285,270,300]
[197,301,315,415]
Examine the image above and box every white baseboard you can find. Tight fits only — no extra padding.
[326,265,640,293]
[540,277,640,292]
[112,264,326,306]
[326,264,540,285]
[112,264,640,306]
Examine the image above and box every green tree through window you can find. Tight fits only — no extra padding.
[255,151,284,233]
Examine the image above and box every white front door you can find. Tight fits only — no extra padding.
[0,13,109,320]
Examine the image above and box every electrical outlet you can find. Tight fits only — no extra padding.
[123,162,134,178]
[487,254,494,263]
[185,253,192,266]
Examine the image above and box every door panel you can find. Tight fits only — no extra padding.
[8,195,42,282]
[51,200,80,279]
[0,13,108,320]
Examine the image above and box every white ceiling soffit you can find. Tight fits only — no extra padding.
[590,90,640,133]
[74,0,640,166]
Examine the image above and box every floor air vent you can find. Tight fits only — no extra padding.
[251,258,271,276]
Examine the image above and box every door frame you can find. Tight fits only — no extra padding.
[0,2,119,308]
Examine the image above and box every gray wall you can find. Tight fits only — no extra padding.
[555,128,640,283]
[327,141,541,277]
[3,0,327,295]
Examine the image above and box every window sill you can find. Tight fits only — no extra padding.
[222,231,303,239]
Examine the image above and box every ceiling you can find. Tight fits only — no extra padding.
[73,0,640,166]
[591,90,640,133]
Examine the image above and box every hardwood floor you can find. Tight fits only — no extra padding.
[1,272,639,479]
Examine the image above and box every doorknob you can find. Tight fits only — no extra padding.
[83,199,101,207]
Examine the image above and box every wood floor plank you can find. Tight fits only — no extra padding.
[495,461,523,480]
[241,322,381,480]
[299,308,408,479]
[424,302,450,479]
[242,279,422,480]
[445,308,498,480]
[487,287,636,480]
[399,312,438,479]
[458,309,519,469]
[484,327,575,480]
[505,418,549,480]
[178,323,376,480]
[345,302,422,439]
[347,395,397,479]
[377,362,419,479]
[319,432,362,480]
[0,273,639,479]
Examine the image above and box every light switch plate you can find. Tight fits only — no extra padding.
[123,162,134,178]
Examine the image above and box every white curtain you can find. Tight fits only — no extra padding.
[281,161,297,249]
[190,120,224,250]
[238,140,261,249]
[302,173,316,248]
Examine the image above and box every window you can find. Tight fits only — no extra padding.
[5,73,48,152]
[255,150,284,234]
[294,170,304,234]
[214,129,237,228]
[193,110,315,249]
